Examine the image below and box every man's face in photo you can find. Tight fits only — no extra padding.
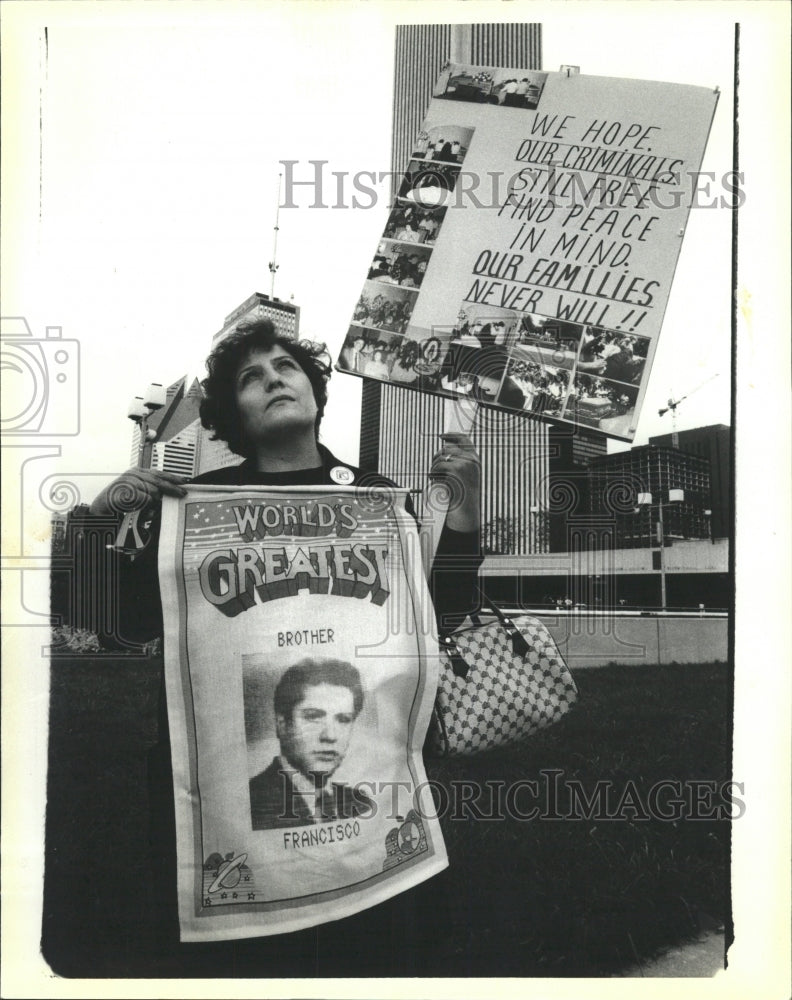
[276,683,357,782]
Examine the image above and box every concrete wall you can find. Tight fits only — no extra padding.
[522,613,729,668]
[483,538,729,576]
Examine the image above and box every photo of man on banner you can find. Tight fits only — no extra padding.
[246,657,375,831]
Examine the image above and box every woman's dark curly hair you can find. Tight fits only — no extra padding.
[199,319,332,458]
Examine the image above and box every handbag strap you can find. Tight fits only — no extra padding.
[439,632,473,678]
[431,703,450,755]
[442,590,530,678]
[472,589,530,656]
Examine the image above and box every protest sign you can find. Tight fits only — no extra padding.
[337,64,719,440]
[159,485,446,941]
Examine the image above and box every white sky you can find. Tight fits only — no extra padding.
[4,2,740,483]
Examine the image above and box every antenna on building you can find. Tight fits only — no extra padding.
[658,373,720,447]
[268,174,282,299]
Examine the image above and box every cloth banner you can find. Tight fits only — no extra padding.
[336,64,719,441]
[159,485,447,940]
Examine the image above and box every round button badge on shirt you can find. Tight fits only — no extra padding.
[330,466,355,485]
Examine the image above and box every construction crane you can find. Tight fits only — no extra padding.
[658,373,720,446]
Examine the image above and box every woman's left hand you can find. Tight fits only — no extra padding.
[429,432,481,533]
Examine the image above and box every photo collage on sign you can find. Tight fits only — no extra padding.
[434,304,521,404]
[510,316,649,432]
[343,125,476,390]
[565,324,648,435]
[433,63,549,109]
[428,310,650,435]
[341,111,648,437]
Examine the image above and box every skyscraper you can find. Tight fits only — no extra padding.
[129,376,204,477]
[212,291,300,347]
[360,23,605,553]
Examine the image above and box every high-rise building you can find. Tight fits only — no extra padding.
[130,376,204,477]
[212,291,300,347]
[360,23,606,554]
[545,424,608,552]
[130,376,191,467]
[649,423,730,538]
[588,445,712,548]
[150,379,203,477]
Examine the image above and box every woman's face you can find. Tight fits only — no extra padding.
[234,346,318,445]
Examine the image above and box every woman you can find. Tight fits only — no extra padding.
[90,318,481,638]
[85,318,482,970]
[366,346,390,380]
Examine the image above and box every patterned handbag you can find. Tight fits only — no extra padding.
[429,596,578,757]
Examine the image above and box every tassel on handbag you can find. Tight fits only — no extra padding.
[429,595,578,757]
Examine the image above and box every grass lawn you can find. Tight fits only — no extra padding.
[42,658,731,978]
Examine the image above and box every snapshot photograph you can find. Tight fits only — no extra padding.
[387,336,441,388]
[437,304,519,394]
[515,313,585,365]
[410,124,475,164]
[575,328,651,386]
[404,328,454,392]
[438,336,510,404]
[565,374,640,435]
[512,339,578,372]
[381,199,447,246]
[455,303,523,349]
[397,159,461,207]
[488,67,548,108]
[433,62,548,108]
[497,357,571,415]
[338,326,405,381]
[367,241,432,289]
[352,280,417,334]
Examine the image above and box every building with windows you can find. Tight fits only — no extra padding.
[212,291,299,347]
[545,424,608,552]
[480,432,729,610]
[587,445,713,549]
[650,423,730,538]
[130,376,202,475]
[149,379,203,477]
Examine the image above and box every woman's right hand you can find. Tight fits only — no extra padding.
[89,469,189,517]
